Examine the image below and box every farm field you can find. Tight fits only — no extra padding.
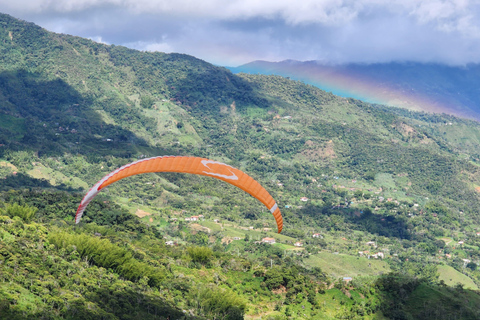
[437,264,479,290]
[304,252,391,278]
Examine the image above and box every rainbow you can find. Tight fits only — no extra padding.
[232,61,479,120]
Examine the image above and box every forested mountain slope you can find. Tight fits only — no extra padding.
[1,13,480,319]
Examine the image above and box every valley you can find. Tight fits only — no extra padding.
[1,12,480,319]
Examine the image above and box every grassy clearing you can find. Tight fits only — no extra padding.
[114,200,161,215]
[438,237,454,246]
[322,234,348,245]
[27,163,88,189]
[141,102,202,147]
[198,220,223,232]
[273,243,297,250]
[265,231,297,243]
[223,226,246,238]
[0,161,17,171]
[437,264,478,290]
[304,252,390,278]
[374,173,396,190]
[245,106,268,118]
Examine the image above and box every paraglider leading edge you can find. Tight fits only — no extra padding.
[75,156,283,233]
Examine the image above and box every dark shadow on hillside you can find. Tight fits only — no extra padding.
[104,49,272,116]
[0,286,197,320]
[348,208,411,239]
[0,172,83,192]
[90,286,196,320]
[0,70,152,158]
[303,204,411,239]
[374,273,480,320]
[170,67,272,114]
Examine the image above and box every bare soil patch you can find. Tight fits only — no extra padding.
[300,140,336,160]
[135,209,152,218]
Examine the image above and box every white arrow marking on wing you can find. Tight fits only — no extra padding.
[201,160,239,180]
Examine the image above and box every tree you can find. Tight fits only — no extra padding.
[364,171,375,181]
[191,285,246,319]
[264,267,284,290]
[187,246,213,266]
[354,190,364,199]
[0,203,38,222]
[466,262,477,271]
[140,95,155,108]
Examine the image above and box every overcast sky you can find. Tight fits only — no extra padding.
[1,0,479,66]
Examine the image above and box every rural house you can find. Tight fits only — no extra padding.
[262,237,276,244]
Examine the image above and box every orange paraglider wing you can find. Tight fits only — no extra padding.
[75,156,283,233]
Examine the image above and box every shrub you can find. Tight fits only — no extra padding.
[0,203,38,222]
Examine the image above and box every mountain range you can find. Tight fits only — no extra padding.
[230,60,480,121]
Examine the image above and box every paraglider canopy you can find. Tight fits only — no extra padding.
[75,156,283,233]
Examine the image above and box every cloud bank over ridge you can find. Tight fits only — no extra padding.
[1,0,479,66]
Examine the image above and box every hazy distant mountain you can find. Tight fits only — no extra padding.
[230,60,480,121]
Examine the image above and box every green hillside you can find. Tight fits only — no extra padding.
[437,264,478,290]
[1,13,480,319]
[304,253,391,278]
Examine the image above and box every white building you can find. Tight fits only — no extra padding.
[262,237,276,244]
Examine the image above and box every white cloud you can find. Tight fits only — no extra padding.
[408,0,469,24]
[3,0,479,31]
[125,40,174,53]
[407,0,480,37]
[0,0,474,23]
[0,0,122,13]
[88,36,109,44]
[1,0,480,65]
